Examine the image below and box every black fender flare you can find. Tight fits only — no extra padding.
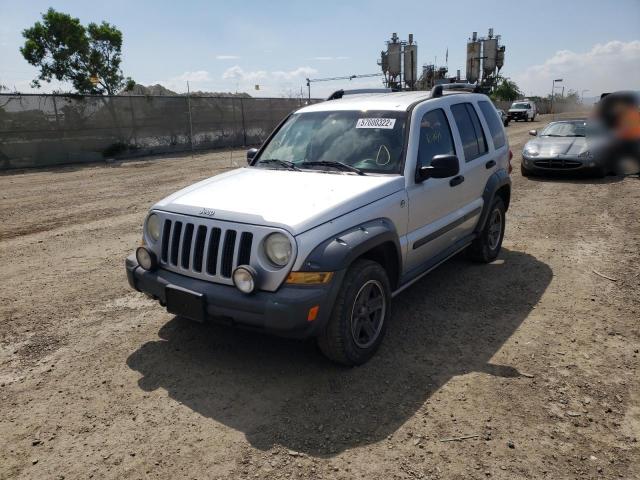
[300,218,402,277]
[475,169,511,234]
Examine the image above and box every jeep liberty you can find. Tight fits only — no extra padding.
[126,84,512,365]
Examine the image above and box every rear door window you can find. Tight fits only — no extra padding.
[478,100,506,149]
[451,103,488,162]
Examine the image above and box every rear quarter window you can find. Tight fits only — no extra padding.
[478,101,506,149]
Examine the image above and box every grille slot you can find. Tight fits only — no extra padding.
[161,219,171,262]
[238,232,253,265]
[170,221,182,265]
[221,230,237,278]
[192,225,207,272]
[206,227,222,275]
[181,223,194,268]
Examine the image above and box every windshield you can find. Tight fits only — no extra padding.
[254,110,407,173]
[511,102,530,109]
[541,121,586,137]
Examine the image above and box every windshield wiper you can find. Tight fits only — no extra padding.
[256,158,301,171]
[301,161,366,175]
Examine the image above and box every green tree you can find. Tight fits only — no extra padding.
[491,76,522,102]
[20,8,134,95]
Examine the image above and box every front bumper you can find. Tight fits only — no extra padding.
[126,255,344,339]
[522,154,600,172]
[508,111,528,120]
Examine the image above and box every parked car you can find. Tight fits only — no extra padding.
[126,85,512,365]
[508,100,537,122]
[521,119,606,177]
[497,109,510,126]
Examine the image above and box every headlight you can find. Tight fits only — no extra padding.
[146,213,161,242]
[523,145,539,157]
[233,265,256,294]
[578,150,592,159]
[263,232,292,267]
[136,246,157,271]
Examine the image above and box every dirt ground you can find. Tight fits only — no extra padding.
[1,114,638,480]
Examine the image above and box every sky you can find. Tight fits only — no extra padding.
[1,0,639,99]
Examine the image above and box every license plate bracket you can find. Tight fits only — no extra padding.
[165,285,206,322]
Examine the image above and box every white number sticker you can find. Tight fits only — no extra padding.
[356,118,396,129]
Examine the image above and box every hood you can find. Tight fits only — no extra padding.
[153,167,405,235]
[525,136,587,156]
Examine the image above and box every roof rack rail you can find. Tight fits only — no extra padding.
[430,83,481,98]
[327,88,397,100]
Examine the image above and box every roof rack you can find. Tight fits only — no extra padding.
[430,83,482,98]
[327,88,397,100]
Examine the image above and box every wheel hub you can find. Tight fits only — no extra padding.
[350,279,386,349]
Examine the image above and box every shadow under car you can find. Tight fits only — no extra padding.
[127,247,552,457]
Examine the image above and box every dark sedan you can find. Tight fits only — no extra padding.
[521,120,606,177]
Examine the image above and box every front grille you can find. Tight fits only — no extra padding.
[533,158,582,169]
[160,219,253,280]
[148,211,295,291]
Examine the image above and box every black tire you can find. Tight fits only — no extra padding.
[467,197,506,263]
[317,259,391,366]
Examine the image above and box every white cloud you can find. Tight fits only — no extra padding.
[313,56,350,61]
[216,55,240,60]
[222,66,268,82]
[222,65,317,82]
[271,66,317,80]
[177,70,211,82]
[513,40,640,96]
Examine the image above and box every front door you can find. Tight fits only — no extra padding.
[405,107,466,275]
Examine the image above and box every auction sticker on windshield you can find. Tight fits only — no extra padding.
[356,118,396,129]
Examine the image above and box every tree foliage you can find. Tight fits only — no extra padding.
[20,8,134,95]
[491,76,522,102]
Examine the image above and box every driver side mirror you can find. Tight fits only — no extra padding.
[529,129,537,136]
[246,148,259,164]
[416,154,460,182]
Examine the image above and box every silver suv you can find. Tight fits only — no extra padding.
[126,85,512,365]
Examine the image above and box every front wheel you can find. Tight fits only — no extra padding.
[317,259,391,366]
[467,197,506,263]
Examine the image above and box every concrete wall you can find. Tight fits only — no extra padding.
[0,94,320,170]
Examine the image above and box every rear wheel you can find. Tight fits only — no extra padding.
[317,260,391,366]
[467,197,506,263]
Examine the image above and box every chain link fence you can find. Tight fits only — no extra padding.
[0,94,321,170]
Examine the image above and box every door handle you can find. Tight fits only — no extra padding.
[449,175,464,187]
[485,160,496,169]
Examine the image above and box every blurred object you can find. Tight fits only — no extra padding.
[594,91,640,175]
